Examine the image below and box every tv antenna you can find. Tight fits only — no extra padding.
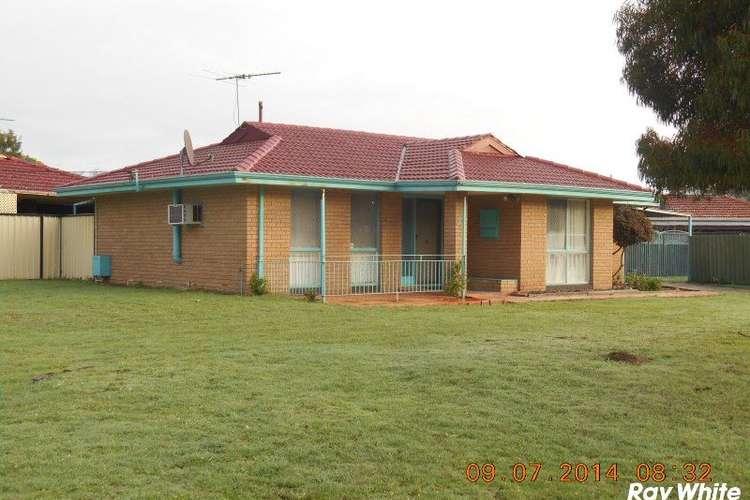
[180,129,213,176]
[214,72,281,125]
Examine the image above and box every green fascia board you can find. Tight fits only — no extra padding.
[57,170,655,204]
[454,180,656,203]
[56,172,243,197]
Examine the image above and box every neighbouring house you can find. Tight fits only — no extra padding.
[646,195,750,234]
[0,154,89,215]
[56,122,655,296]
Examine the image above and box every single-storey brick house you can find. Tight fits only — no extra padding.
[57,122,654,296]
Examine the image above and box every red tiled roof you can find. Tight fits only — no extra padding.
[247,122,418,180]
[0,155,83,193]
[460,153,650,191]
[64,122,648,193]
[69,138,276,186]
[398,136,485,181]
[664,195,750,218]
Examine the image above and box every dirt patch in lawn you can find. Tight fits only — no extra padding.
[605,351,648,365]
[32,366,94,383]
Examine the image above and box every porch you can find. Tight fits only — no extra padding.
[252,188,615,299]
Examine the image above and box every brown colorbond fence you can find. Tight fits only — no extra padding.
[690,234,750,285]
[0,214,94,280]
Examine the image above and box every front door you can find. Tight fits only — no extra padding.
[402,198,443,286]
[415,199,441,255]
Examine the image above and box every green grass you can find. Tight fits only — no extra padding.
[652,275,689,283]
[1,281,749,499]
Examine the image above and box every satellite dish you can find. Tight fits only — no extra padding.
[183,130,195,166]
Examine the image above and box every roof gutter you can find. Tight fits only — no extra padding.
[56,171,656,204]
[56,172,243,197]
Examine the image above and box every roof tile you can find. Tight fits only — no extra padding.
[64,122,649,194]
[0,155,83,192]
[664,195,750,218]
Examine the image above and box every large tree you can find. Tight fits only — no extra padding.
[616,0,750,194]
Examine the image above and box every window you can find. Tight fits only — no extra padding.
[291,190,320,249]
[290,190,321,290]
[351,192,378,250]
[546,199,590,285]
[480,208,500,239]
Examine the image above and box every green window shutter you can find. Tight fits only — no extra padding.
[480,208,500,239]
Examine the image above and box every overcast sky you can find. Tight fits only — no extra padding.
[2,0,672,184]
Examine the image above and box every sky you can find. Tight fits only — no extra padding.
[2,0,673,184]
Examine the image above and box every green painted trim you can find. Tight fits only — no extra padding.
[479,208,500,239]
[454,180,654,202]
[57,172,242,196]
[257,186,265,277]
[320,189,327,298]
[375,193,381,255]
[57,170,655,204]
[172,189,182,263]
[462,195,468,257]
[411,199,417,256]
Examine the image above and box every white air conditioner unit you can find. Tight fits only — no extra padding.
[168,203,202,225]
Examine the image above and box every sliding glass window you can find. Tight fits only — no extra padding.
[546,199,590,286]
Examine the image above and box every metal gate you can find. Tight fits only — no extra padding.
[625,230,689,277]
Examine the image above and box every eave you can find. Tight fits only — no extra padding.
[56,171,656,204]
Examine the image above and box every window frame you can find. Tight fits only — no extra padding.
[479,208,500,240]
[290,189,322,252]
[350,192,380,253]
[546,199,591,286]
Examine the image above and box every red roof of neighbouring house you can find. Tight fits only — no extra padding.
[64,122,649,193]
[0,155,84,193]
[664,195,750,218]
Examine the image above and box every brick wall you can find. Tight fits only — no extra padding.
[380,192,402,255]
[325,189,351,294]
[518,195,548,292]
[95,185,616,295]
[96,185,254,292]
[591,199,614,290]
[467,195,521,279]
[379,192,402,292]
[442,192,465,257]
[261,187,292,291]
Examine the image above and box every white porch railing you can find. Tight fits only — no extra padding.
[256,254,463,298]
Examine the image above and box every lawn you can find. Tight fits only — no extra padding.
[1,281,748,499]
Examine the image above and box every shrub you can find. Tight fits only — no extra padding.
[248,273,268,296]
[444,261,466,298]
[303,290,318,302]
[625,273,663,291]
[614,206,655,249]
[613,206,655,280]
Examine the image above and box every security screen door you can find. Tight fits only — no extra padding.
[290,190,321,290]
[401,198,443,286]
[350,192,379,288]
